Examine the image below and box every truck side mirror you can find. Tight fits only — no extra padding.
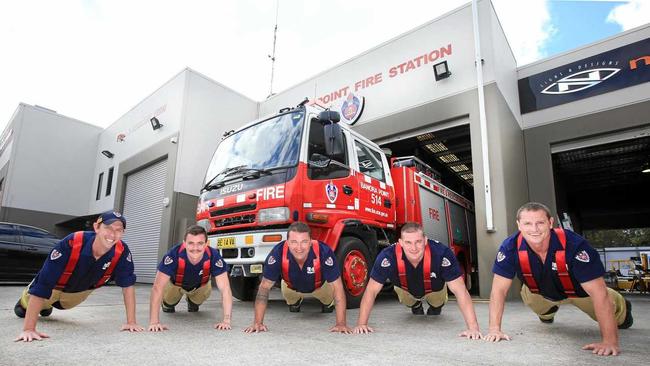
[318,110,341,123]
[324,122,344,159]
[317,110,344,160]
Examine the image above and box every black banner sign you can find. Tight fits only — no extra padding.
[519,37,650,114]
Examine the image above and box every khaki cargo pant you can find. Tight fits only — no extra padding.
[520,284,627,324]
[20,281,94,310]
[393,284,448,308]
[281,280,334,306]
[163,281,212,306]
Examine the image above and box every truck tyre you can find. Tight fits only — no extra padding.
[335,236,371,309]
[230,276,258,301]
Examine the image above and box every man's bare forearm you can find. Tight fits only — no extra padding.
[253,286,270,324]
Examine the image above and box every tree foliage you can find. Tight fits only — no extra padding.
[583,228,650,248]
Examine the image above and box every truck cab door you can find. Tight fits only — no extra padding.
[351,138,394,225]
[304,119,356,221]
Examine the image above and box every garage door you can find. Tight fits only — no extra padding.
[122,159,167,283]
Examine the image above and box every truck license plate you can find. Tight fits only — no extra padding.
[217,237,236,249]
[250,264,263,274]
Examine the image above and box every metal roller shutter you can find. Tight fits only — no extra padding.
[122,159,167,283]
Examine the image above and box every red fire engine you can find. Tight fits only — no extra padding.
[196,102,477,307]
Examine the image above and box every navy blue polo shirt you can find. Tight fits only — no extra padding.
[29,232,136,299]
[263,240,340,293]
[158,244,228,290]
[492,229,604,301]
[371,240,462,298]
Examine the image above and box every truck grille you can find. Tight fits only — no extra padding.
[210,203,256,217]
[214,214,256,227]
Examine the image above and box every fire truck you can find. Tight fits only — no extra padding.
[196,102,477,308]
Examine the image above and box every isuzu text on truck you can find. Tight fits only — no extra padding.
[196,101,477,307]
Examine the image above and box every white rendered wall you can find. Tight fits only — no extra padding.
[483,0,521,125]
[174,70,258,196]
[5,105,101,215]
[89,69,188,213]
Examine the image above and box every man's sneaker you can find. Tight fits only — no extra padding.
[539,305,558,323]
[39,307,53,317]
[426,304,442,316]
[288,298,303,313]
[187,299,200,312]
[14,300,26,318]
[321,301,335,313]
[161,302,176,313]
[410,301,424,315]
[618,299,633,329]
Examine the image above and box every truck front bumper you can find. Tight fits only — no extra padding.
[209,229,286,277]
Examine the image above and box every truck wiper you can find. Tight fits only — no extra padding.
[202,165,247,192]
[202,165,294,191]
[240,167,273,179]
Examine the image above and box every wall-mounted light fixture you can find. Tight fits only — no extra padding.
[433,60,451,81]
[150,117,163,130]
[101,150,114,159]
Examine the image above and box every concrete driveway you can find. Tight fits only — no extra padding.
[1,284,648,365]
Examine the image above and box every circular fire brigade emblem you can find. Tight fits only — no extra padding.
[380,258,391,267]
[339,93,365,125]
[325,181,338,203]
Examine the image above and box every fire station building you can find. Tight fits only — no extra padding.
[0,0,648,295]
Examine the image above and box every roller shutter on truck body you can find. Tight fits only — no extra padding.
[448,201,469,247]
[419,185,449,246]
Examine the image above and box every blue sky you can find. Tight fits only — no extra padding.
[543,0,630,57]
[0,0,648,130]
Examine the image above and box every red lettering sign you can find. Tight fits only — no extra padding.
[313,43,454,106]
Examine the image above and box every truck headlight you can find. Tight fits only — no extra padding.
[257,207,290,224]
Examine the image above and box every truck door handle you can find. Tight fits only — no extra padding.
[343,185,353,195]
[384,199,392,208]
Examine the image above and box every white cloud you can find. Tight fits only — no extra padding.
[606,0,650,30]
[0,0,555,131]
[492,0,555,65]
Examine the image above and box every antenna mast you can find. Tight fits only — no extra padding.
[268,0,279,98]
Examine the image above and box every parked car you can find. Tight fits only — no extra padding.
[0,222,60,283]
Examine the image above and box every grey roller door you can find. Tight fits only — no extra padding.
[122,159,167,283]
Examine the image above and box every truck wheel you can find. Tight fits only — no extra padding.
[336,236,370,309]
[230,276,258,301]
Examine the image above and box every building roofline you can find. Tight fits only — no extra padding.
[517,22,650,71]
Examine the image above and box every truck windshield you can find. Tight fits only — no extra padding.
[204,110,304,184]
